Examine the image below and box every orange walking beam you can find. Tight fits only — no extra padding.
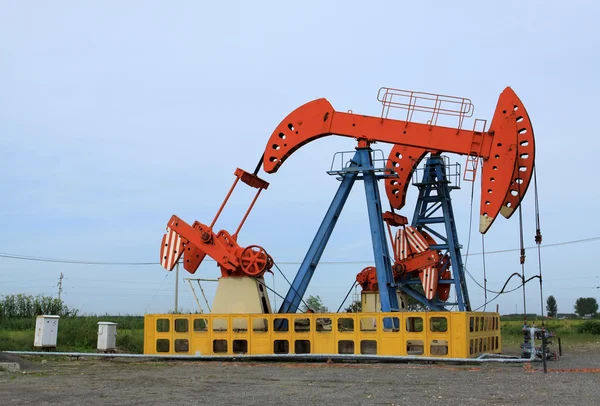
[263,87,535,234]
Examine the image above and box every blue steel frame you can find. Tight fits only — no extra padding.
[278,147,399,314]
[398,154,471,311]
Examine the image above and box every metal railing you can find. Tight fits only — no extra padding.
[327,149,396,177]
[377,87,474,130]
[411,155,462,189]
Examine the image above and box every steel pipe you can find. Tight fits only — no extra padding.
[4,351,536,364]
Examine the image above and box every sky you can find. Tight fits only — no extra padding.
[1,1,599,316]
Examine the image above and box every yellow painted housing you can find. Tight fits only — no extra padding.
[144,312,501,358]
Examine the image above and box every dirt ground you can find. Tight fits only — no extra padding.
[2,345,600,406]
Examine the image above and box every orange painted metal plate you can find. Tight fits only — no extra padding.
[479,88,523,234]
[182,246,206,275]
[263,99,492,174]
[385,145,429,210]
[264,98,335,173]
[438,269,451,302]
[498,91,535,220]
[234,168,269,190]
[382,211,408,227]
[182,221,210,274]
[164,216,240,273]
[160,226,185,271]
[419,267,439,300]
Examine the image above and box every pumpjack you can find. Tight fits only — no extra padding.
[159,86,535,317]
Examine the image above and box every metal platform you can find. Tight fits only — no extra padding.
[327,149,398,180]
[144,311,501,358]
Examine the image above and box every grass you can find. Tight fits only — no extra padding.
[500,319,600,349]
[501,318,592,335]
[0,316,144,353]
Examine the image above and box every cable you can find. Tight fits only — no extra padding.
[272,261,310,311]
[0,253,156,265]
[272,271,277,310]
[533,167,545,321]
[464,236,600,255]
[1,236,599,266]
[513,141,528,323]
[464,267,516,294]
[463,264,509,295]
[472,290,505,311]
[472,273,535,311]
[481,233,488,311]
[335,280,357,313]
[253,154,264,176]
[532,165,548,372]
[468,266,524,294]
[251,277,287,305]
[144,272,170,313]
[463,176,477,269]
[64,277,168,285]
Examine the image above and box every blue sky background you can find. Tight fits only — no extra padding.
[1,1,599,316]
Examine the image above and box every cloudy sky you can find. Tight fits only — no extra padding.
[1,1,598,316]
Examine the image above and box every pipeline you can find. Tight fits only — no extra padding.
[4,350,535,364]
[4,329,540,365]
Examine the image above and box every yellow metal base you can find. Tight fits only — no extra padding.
[144,311,501,358]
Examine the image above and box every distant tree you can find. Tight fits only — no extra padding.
[344,300,362,313]
[404,288,428,311]
[574,297,599,318]
[556,313,578,319]
[546,295,558,318]
[302,295,328,313]
[407,296,428,311]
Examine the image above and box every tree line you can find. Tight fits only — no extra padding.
[546,295,598,318]
[0,294,78,318]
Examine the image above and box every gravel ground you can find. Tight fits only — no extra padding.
[1,346,599,406]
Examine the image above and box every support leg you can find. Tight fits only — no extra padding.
[278,159,359,314]
[437,162,470,311]
[359,149,399,313]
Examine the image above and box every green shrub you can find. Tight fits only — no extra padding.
[117,330,144,353]
[0,330,34,351]
[501,322,524,335]
[577,321,600,335]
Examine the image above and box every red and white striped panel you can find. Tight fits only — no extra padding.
[419,266,439,300]
[395,226,430,260]
[160,226,184,271]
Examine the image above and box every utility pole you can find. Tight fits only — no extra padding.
[57,273,64,301]
[174,262,179,313]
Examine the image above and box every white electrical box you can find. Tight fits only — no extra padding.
[34,315,60,349]
[97,322,118,352]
